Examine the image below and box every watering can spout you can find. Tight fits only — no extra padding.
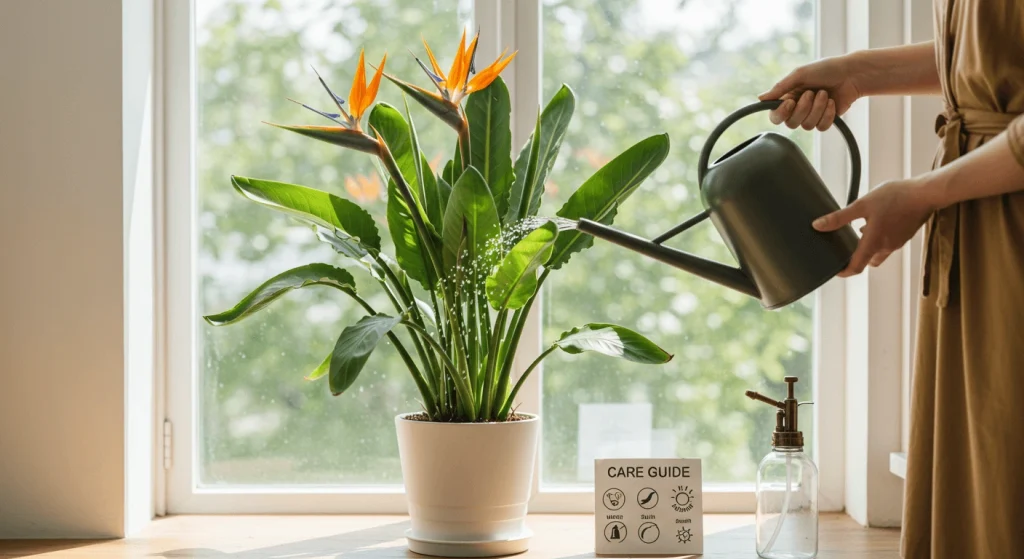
[576,218,760,299]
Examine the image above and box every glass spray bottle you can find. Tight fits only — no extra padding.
[746,376,817,559]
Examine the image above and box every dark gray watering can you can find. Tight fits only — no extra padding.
[578,100,861,310]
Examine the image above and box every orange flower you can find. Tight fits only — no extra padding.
[290,49,386,132]
[578,147,611,169]
[344,173,382,203]
[414,29,516,105]
[428,154,443,172]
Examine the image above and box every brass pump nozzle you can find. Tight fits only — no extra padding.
[745,390,783,409]
[746,376,809,449]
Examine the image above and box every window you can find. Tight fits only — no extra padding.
[167,0,841,512]
[194,0,472,486]
[537,0,817,487]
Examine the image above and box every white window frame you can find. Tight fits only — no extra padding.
[163,0,852,514]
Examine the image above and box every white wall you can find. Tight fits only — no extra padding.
[0,0,155,538]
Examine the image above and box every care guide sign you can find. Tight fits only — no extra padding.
[594,458,703,555]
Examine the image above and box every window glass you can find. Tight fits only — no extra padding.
[196,0,472,485]
[539,0,817,485]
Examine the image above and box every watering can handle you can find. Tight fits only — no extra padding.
[697,99,862,205]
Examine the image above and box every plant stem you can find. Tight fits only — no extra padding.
[494,289,539,408]
[468,278,480,404]
[457,115,470,173]
[429,288,447,349]
[448,237,475,412]
[372,254,439,399]
[378,150,445,286]
[402,320,476,420]
[481,308,507,419]
[379,146,474,415]
[498,344,557,419]
[345,291,437,417]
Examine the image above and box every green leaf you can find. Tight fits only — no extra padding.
[387,180,434,289]
[369,105,423,202]
[371,103,445,239]
[404,97,428,209]
[329,314,403,396]
[231,176,381,252]
[313,226,369,260]
[554,323,673,364]
[548,133,669,270]
[312,225,387,282]
[465,77,514,217]
[442,166,501,276]
[305,353,331,381]
[204,264,356,326]
[504,85,576,223]
[369,105,417,186]
[442,159,458,187]
[265,122,379,154]
[420,157,444,231]
[486,221,558,310]
[404,98,446,231]
[415,299,436,325]
[384,74,463,130]
[434,174,453,230]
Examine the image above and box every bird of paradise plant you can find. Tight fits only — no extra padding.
[206,31,674,422]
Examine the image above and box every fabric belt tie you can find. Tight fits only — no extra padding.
[924,107,1019,307]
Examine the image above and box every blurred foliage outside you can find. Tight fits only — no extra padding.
[196,0,816,486]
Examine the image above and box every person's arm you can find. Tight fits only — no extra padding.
[843,41,941,97]
[759,41,940,130]
[813,117,1024,276]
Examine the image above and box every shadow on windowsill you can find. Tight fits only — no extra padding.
[0,539,110,559]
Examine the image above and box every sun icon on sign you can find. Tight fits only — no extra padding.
[671,486,695,513]
[676,527,693,544]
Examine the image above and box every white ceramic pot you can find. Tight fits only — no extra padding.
[395,413,540,557]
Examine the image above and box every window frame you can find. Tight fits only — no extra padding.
[163,0,848,514]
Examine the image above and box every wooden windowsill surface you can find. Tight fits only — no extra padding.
[0,513,899,558]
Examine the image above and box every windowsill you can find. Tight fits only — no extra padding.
[890,452,908,479]
[0,513,899,558]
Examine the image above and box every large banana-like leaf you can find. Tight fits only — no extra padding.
[329,314,403,395]
[231,176,381,252]
[204,264,356,326]
[441,166,501,276]
[554,323,673,364]
[486,221,558,310]
[404,99,446,231]
[547,134,669,270]
[504,85,575,223]
[387,180,434,289]
[368,104,426,211]
[465,77,513,217]
[434,172,453,225]
[442,159,458,188]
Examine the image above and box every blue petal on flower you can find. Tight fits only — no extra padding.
[310,66,348,112]
[413,55,444,84]
[468,26,480,74]
[287,98,344,125]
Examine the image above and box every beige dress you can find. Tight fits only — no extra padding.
[902,1,1024,557]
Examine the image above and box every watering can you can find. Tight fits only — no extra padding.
[578,100,861,310]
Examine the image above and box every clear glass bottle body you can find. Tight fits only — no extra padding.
[755,448,818,559]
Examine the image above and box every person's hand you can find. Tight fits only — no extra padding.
[758,55,863,131]
[812,178,938,277]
